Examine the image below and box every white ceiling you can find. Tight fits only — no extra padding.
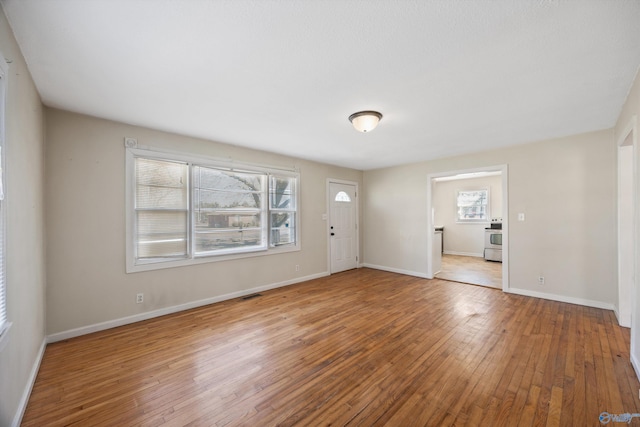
[2,0,640,170]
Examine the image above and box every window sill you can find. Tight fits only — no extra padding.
[127,244,300,273]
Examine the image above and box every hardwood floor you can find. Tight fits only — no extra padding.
[23,269,639,426]
[436,254,502,288]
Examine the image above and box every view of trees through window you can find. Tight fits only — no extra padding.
[194,167,264,253]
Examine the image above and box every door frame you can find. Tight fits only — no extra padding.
[326,179,360,274]
[426,164,509,291]
[617,115,640,381]
[617,117,636,328]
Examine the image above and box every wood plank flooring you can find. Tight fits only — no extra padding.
[436,254,502,288]
[22,268,639,426]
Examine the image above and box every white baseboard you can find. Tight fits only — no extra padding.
[361,263,429,279]
[613,306,632,328]
[443,251,484,258]
[12,338,46,427]
[505,287,615,311]
[47,271,329,343]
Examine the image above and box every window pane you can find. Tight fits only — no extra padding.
[196,227,262,253]
[270,176,295,210]
[458,205,487,220]
[334,191,351,202]
[195,213,261,230]
[196,189,260,210]
[271,212,295,246]
[136,158,188,209]
[457,190,487,207]
[195,167,263,193]
[137,211,188,258]
[135,158,189,261]
[193,166,265,254]
[457,189,488,221]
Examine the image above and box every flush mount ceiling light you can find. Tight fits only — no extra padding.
[348,110,383,133]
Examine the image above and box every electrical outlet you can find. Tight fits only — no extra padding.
[136,293,143,304]
[295,265,300,272]
[538,276,545,286]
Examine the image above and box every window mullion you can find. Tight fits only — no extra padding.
[189,163,195,260]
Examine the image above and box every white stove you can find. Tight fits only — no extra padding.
[484,227,502,262]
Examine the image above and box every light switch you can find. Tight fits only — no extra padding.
[518,213,525,221]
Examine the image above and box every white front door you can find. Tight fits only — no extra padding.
[329,182,357,273]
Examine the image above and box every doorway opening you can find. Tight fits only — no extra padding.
[426,165,509,291]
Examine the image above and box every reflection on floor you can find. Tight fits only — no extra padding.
[435,254,502,288]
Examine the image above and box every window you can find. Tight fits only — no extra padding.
[0,53,9,349]
[126,147,299,272]
[334,191,351,202]
[456,189,489,222]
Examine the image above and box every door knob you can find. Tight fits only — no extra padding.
[330,233,335,236]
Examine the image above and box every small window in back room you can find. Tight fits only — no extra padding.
[456,189,489,222]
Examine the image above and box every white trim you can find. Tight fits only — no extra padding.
[613,306,626,328]
[505,287,616,311]
[362,263,429,279]
[128,141,299,174]
[326,178,360,274]
[443,251,484,258]
[47,271,328,343]
[11,338,46,427]
[615,116,638,328]
[426,164,509,291]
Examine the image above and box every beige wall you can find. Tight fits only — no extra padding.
[363,129,617,305]
[44,109,363,335]
[433,175,502,256]
[0,6,46,426]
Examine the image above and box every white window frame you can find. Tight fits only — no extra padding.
[126,145,300,273]
[456,188,490,223]
[0,52,10,352]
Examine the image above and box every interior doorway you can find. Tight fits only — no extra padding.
[426,165,509,291]
[328,180,358,274]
